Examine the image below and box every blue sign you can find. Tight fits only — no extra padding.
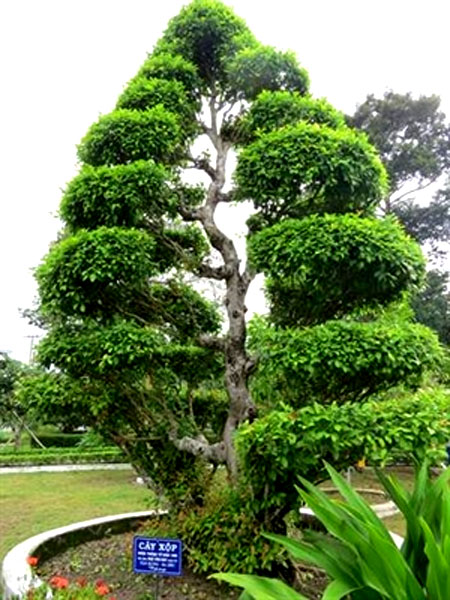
[133,536,182,576]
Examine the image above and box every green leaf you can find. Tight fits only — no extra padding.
[322,579,361,600]
[211,573,308,600]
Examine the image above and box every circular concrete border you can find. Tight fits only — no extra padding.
[3,503,404,599]
[1,509,167,599]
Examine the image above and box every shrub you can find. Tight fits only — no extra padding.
[236,387,450,517]
[0,447,125,466]
[30,433,85,448]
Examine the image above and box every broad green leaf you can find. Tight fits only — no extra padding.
[322,579,360,600]
[211,573,308,600]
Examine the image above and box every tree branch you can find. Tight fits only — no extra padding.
[389,176,441,207]
[242,262,256,291]
[245,355,258,376]
[196,262,230,280]
[198,334,226,351]
[187,153,217,180]
[217,191,233,203]
[178,204,201,222]
[172,433,226,464]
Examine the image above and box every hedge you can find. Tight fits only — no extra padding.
[0,447,126,466]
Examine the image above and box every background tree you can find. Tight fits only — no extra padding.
[14,371,90,433]
[34,0,443,572]
[410,270,450,345]
[349,91,450,215]
[351,91,450,342]
[0,353,39,448]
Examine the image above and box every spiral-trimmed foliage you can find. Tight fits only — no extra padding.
[117,77,200,124]
[60,161,176,231]
[77,107,184,166]
[236,122,388,220]
[226,46,309,101]
[36,227,159,318]
[248,317,441,406]
[36,320,222,401]
[237,91,345,142]
[155,0,255,86]
[249,215,425,325]
[37,318,167,378]
[33,0,441,545]
[136,53,201,98]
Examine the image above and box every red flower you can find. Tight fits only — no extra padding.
[26,556,38,567]
[49,575,69,589]
[95,579,110,596]
[75,576,88,587]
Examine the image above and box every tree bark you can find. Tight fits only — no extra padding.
[193,96,256,478]
[12,422,23,450]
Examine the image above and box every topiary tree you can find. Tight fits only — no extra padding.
[34,0,443,572]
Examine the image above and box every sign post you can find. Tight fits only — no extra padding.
[133,536,182,600]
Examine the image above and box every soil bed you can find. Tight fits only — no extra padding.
[37,528,240,600]
[37,527,327,599]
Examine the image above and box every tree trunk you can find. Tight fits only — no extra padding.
[12,422,23,450]
[222,270,254,478]
[179,96,256,479]
[200,101,255,478]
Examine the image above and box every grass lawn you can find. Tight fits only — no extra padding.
[0,470,155,563]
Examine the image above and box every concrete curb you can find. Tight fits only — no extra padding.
[1,509,167,599]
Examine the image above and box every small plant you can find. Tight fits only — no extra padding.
[214,462,450,599]
[26,559,117,600]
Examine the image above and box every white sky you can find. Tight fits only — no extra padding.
[1,0,450,362]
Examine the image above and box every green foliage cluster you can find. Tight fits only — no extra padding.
[152,224,209,272]
[78,107,185,167]
[226,47,309,101]
[117,76,199,118]
[155,0,254,88]
[15,372,92,432]
[236,122,388,225]
[60,160,176,230]
[36,228,158,318]
[249,318,440,404]
[236,388,450,517]
[143,281,221,341]
[37,320,166,378]
[176,491,283,575]
[0,353,32,435]
[237,91,345,142]
[249,215,425,325]
[0,353,25,409]
[136,53,202,97]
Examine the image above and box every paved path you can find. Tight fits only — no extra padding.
[0,463,133,474]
